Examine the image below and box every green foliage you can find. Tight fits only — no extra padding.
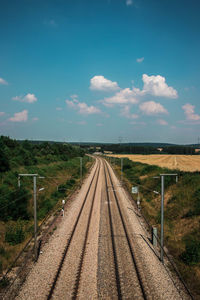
[0,185,30,221]
[0,136,85,173]
[0,246,6,256]
[181,237,200,265]
[38,198,56,219]
[5,221,25,245]
[0,276,9,288]
[0,260,2,273]
[0,140,10,172]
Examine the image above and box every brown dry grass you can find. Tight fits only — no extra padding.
[109,154,200,172]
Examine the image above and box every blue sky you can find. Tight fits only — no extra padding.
[0,0,200,144]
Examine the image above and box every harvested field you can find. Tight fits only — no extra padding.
[108,154,200,172]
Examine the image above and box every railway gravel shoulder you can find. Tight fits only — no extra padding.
[106,161,190,300]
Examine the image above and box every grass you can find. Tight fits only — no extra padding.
[0,155,93,275]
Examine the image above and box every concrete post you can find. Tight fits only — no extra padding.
[152,226,158,247]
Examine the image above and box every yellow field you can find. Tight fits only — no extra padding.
[108,154,200,172]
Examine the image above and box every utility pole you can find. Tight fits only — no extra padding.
[80,157,83,186]
[18,174,44,261]
[121,157,123,183]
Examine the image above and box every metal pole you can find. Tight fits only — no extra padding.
[80,157,83,185]
[161,175,164,262]
[33,176,37,261]
[121,158,123,183]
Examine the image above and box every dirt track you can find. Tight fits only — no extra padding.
[109,154,200,172]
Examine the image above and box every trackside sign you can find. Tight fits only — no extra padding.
[132,186,138,194]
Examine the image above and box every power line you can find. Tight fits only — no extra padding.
[0,192,30,211]
[0,188,19,200]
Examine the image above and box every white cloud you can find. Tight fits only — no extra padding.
[139,101,168,115]
[126,0,133,5]
[96,123,103,126]
[9,110,28,122]
[134,74,178,98]
[12,93,37,103]
[136,57,144,63]
[182,103,200,121]
[157,119,168,126]
[0,77,8,85]
[120,105,138,119]
[90,75,120,91]
[102,88,138,106]
[0,112,5,116]
[56,107,62,111]
[66,98,101,115]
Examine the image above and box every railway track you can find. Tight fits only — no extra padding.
[16,156,187,300]
[46,158,101,299]
[98,159,151,299]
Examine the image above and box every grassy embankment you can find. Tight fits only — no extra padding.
[108,157,200,299]
[0,136,94,279]
[0,156,93,277]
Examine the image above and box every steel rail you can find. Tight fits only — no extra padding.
[103,158,148,300]
[47,158,100,300]
[72,160,101,299]
[103,160,122,299]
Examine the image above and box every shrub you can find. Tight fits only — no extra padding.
[181,237,200,265]
[5,221,25,245]
[0,246,6,256]
[0,186,30,221]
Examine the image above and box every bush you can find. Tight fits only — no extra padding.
[0,246,6,256]
[0,185,30,221]
[5,221,25,245]
[181,237,200,265]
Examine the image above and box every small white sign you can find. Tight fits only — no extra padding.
[132,186,138,194]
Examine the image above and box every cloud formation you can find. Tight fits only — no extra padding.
[66,98,101,115]
[120,105,138,119]
[9,110,28,122]
[134,74,178,98]
[139,101,168,115]
[182,103,200,121]
[102,88,138,106]
[0,77,8,85]
[12,93,37,103]
[0,112,5,116]
[136,57,144,63]
[90,75,119,91]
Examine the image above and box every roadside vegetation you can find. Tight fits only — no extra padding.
[108,156,200,299]
[0,136,93,277]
